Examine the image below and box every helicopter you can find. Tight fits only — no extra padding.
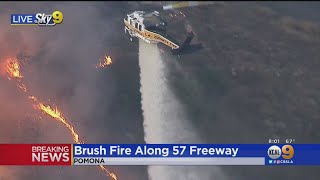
[124,1,221,55]
[124,10,194,55]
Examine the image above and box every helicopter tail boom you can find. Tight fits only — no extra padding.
[171,31,194,55]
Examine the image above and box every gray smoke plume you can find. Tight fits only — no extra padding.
[0,2,120,180]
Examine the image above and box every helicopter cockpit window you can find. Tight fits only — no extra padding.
[131,17,136,25]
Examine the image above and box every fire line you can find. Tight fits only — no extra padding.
[96,55,112,69]
[1,57,118,180]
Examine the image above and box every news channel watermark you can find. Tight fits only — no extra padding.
[267,145,294,164]
[11,11,63,26]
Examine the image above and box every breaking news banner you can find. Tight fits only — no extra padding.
[0,144,71,165]
[0,144,320,166]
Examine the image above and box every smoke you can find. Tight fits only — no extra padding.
[138,40,227,180]
[0,2,118,180]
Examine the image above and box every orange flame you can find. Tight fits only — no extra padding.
[17,83,27,92]
[36,103,80,143]
[99,165,118,180]
[30,98,117,179]
[96,55,112,68]
[2,57,118,180]
[28,96,38,101]
[5,58,23,79]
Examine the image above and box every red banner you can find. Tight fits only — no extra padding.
[0,144,72,165]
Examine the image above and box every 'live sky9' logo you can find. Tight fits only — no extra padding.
[11,11,63,26]
[268,145,294,160]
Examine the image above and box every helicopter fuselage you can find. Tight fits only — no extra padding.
[124,11,180,50]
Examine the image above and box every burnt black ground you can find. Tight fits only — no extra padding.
[103,2,320,179]
[163,2,320,180]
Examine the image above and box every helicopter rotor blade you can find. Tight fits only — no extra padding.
[163,1,218,10]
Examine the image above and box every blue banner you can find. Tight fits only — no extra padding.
[72,144,320,165]
[11,14,37,25]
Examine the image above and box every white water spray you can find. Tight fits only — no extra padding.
[138,39,227,180]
